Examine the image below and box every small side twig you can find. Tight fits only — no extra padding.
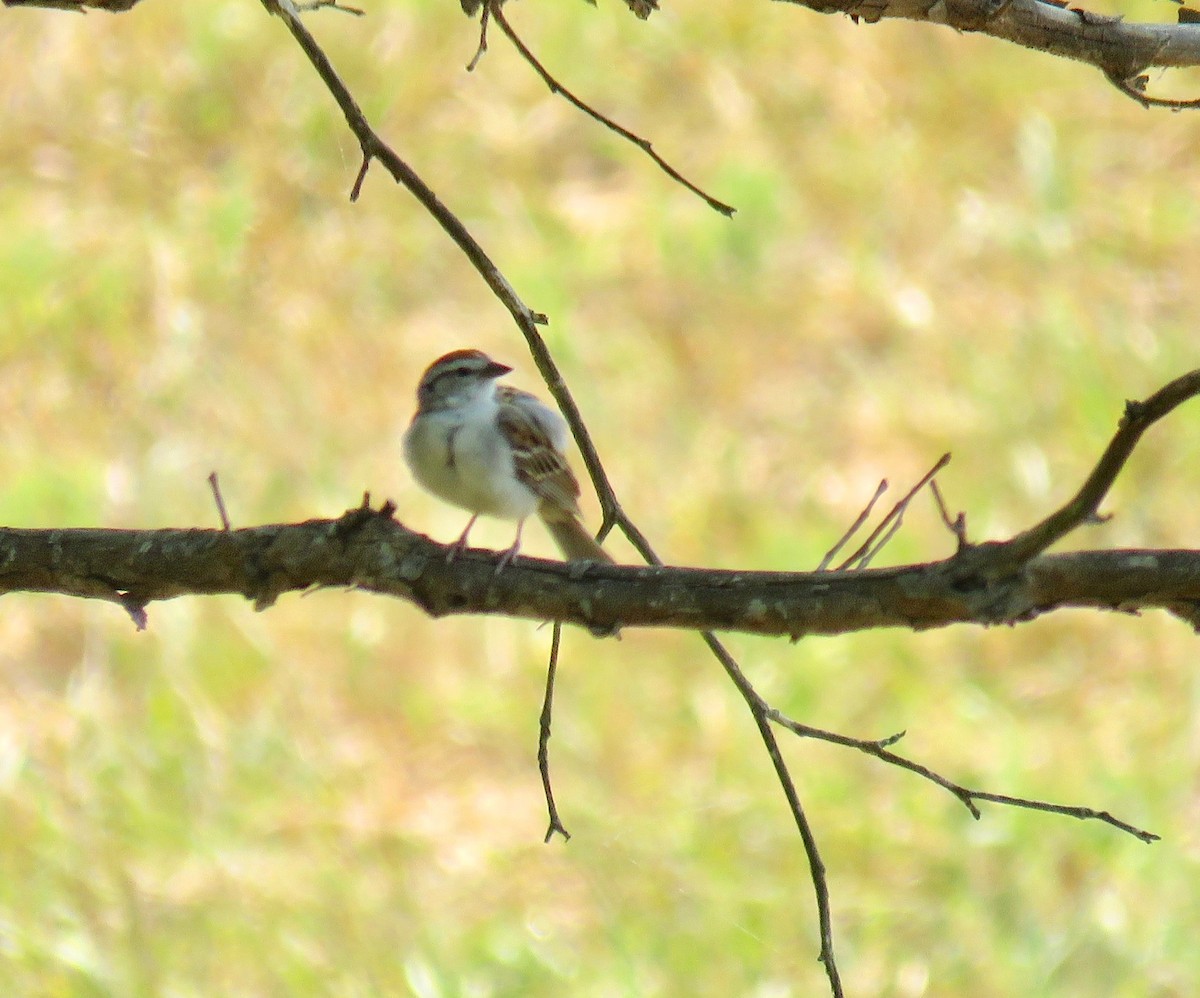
[818,478,888,571]
[764,708,1159,843]
[539,621,571,842]
[486,0,735,218]
[208,471,232,531]
[835,453,951,570]
[466,0,491,72]
[997,369,1200,566]
[1103,68,1200,109]
[930,478,968,550]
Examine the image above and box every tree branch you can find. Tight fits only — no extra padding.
[3,509,1198,636]
[782,0,1200,105]
[996,369,1200,565]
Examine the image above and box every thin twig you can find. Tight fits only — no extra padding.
[208,471,232,531]
[267,4,543,319]
[930,478,968,550]
[465,0,490,72]
[854,512,905,570]
[1104,68,1200,109]
[585,450,845,984]
[486,1,736,218]
[996,369,1200,566]
[818,478,888,571]
[835,453,951,570]
[539,621,571,842]
[764,708,1160,843]
[701,635,844,997]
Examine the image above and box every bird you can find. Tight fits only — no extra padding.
[403,348,612,571]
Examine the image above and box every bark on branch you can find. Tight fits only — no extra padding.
[2,0,142,10]
[2,502,1198,636]
[784,0,1200,105]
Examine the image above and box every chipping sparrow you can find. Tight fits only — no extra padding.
[403,349,612,570]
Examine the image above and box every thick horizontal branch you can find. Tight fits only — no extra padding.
[2,503,1198,635]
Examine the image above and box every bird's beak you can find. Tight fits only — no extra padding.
[483,359,513,378]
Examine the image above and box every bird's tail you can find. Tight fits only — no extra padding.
[540,511,613,563]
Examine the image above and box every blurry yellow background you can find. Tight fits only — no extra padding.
[0,1,1198,995]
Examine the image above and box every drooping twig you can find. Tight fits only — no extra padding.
[764,709,1160,843]
[701,633,844,997]
[465,0,490,73]
[539,621,571,842]
[486,1,736,218]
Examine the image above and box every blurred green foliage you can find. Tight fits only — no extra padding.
[0,0,1198,995]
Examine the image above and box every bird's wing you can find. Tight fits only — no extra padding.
[496,386,582,518]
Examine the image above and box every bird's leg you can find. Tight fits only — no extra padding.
[494,518,525,575]
[446,515,478,564]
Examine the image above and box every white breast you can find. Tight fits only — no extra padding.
[403,393,540,521]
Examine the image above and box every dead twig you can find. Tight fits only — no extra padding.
[989,369,1200,568]
[466,0,490,72]
[835,453,951,570]
[931,478,968,550]
[764,709,1159,843]
[818,478,888,571]
[1103,69,1200,109]
[700,633,844,997]
[208,471,232,531]
[486,0,736,218]
[539,621,571,842]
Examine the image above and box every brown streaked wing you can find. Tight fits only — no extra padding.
[496,387,582,515]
